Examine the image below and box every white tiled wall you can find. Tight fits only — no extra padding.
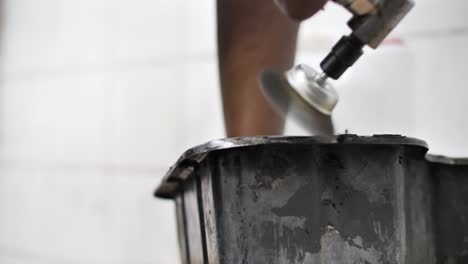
[0,0,467,263]
[0,0,202,263]
[0,162,178,264]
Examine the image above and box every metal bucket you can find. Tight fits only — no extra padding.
[155,135,468,264]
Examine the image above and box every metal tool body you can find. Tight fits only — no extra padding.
[260,0,414,135]
[323,0,415,79]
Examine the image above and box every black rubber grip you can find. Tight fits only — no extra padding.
[320,34,365,80]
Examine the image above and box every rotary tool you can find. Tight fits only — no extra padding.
[261,0,414,135]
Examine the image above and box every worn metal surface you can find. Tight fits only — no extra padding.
[431,162,468,263]
[155,135,467,264]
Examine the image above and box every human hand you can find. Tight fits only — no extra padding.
[274,0,328,21]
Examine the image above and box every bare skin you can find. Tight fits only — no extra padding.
[275,0,328,20]
[217,0,328,137]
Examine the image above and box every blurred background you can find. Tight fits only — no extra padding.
[0,0,467,263]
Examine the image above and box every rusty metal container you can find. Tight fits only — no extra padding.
[155,135,468,264]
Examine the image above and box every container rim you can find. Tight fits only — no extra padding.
[425,154,468,165]
[155,134,432,199]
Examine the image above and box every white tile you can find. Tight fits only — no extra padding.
[100,0,183,63]
[0,73,108,162]
[1,66,185,167]
[395,0,468,36]
[1,0,184,75]
[409,35,468,156]
[332,44,417,137]
[0,255,35,264]
[99,68,186,167]
[179,60,225,149]
[0,162,179,264]
[179,1,216,58]
[2,0,107,74]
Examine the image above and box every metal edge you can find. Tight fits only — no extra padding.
[425,154,468,166]
[155,134,429,199]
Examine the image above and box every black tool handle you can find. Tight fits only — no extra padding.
[320,34,364,80]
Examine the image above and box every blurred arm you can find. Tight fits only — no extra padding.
[275,0,328,20]
[217,0,299,137]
